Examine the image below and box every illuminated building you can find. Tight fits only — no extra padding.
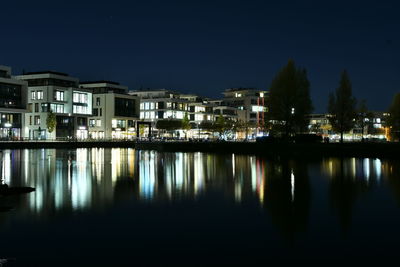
[0,65,27,140]
[80,81,139,139]
[15,71,92,140]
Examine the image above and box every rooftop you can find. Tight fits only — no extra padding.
[80,80,120,85]
[23,71,69,76]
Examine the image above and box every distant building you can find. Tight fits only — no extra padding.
[80,81,139,139]
[129,89,189,123]
[208,100,239,121]
[0,65,27,140]
[222,88,268,126]
[15,71,92,139]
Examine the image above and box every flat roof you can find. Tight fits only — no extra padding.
[80,80,120,85]
[23,71,69,76]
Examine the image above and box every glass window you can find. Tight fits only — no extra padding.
[34,115,40,125]
[96,119,101,127]
[31,91,36,100]
[73,92,79,103]
[41,103,48,112]
[89,119,95,127]
[37,91,43,100]
[55,91,64,101]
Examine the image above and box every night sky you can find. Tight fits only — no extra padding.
[1,0,399,112]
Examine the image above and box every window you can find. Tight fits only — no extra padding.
[31,91,36,100]
[55,91,64,101]
[96,119,101,127]
[41,103,48,112]
[73,105,88,114]
[34,103,39,112]
[29,116,32,125]
[37,90,43,100]
[96,97,100,106]
[50,104,64,113]
[73,92,88,104]
[93,108,98,116]
[89,119,95,127]
[34,115,40,125]
[99,108,102,116]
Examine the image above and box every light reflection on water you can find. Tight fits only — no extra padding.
[1,148,400,232]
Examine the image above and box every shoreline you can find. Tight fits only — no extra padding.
[1,140,400,158]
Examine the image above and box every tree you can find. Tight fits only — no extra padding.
[355,99,373,142]
[387,93,400,141]
[213,115,234,139]
[181,112,191,139]
[328,70,357,143]
[213,115,226,138]
[267,59,313,138]
[46,110,57,135]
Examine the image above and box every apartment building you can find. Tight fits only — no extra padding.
[129,89,190,122]
[0,65,27,140]
[80,81,139,139]
[222,88,268,126]
[15,71,92,139]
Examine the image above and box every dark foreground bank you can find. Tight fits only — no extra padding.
[1,140,400,158]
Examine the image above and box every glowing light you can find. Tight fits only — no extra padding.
[291,169,295,202]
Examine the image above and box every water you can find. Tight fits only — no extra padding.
[0,148,399,266]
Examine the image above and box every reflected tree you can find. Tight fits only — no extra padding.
[328,158,368,235]
[263,159,311,242]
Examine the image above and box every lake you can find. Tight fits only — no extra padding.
[0,148,399,266]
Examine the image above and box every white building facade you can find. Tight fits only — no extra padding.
[15,71,92,140]
[80,81,139,139]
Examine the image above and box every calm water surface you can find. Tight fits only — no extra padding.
[0,148,399,266]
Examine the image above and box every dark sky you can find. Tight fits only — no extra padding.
[1,0,399,112]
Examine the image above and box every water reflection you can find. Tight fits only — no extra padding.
[322,158,381,234]
[2,149,400,241]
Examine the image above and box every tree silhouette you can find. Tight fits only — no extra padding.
[267,59,313,138]
[387,93,400,141]
[328,70,357,143]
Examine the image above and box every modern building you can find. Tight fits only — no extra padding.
[209,100,240,121]
[80,81,139,139]
[0,65,27,140]
[15,71,93,140]
[129,89,190,122]
[222,88,268,126]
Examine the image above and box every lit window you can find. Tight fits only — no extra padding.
[55,91,64,101]
[31,91,36,100]
[37,91,43,100]
[96,119,102,127]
